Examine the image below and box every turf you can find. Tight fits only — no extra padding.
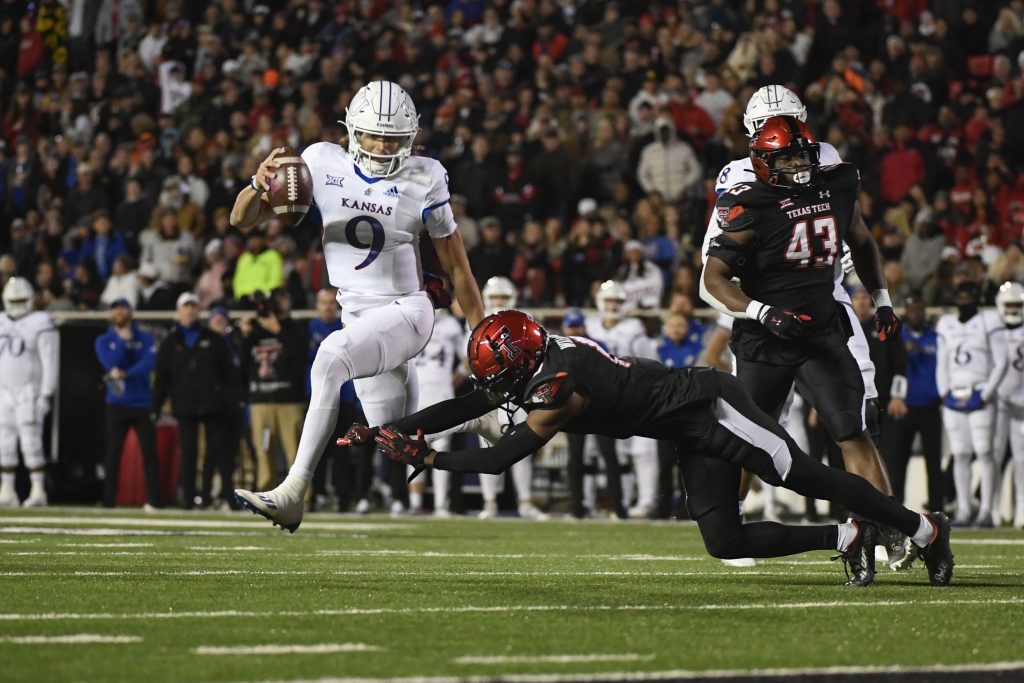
[1,507,1022,683]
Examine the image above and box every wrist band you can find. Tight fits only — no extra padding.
[872,289,892,308]
[745,300,767,321]
[250,175,262,192]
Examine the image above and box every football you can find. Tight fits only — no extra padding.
[266,147,313,226]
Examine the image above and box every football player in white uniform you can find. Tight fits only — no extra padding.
[585,281,659,517]
[231,81,484,531]
[937,281,1008,527]
[475,277,547,520]
[0,278,58,507]
[993,281,1024,528]
[409,306,465,516]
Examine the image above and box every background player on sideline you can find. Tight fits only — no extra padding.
[231,81,483,532]
[0,278,58,507]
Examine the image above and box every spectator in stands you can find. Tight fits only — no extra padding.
[113,178,152,258]
[64,163,109,230]
[636,117,701,204]
[141,209,198,298]
[468,217,514,288]
[195,239,227,309]
[100,254,140,309]
[79,210,125,282]
[135,262,175,311]
[153,292,232,509]
[901,212,947,291]
[69,258,103,310]
[94,299,160,509]
[618,240,664,311]
[240,289,308,496]
[233,226,283,304]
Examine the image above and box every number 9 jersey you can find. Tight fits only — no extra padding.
[302,142,455,310]
[709,163,860,359]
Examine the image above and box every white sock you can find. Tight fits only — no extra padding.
[0,472,13,489]
[952,453,973,518]
[911,514,936,548]
[433,469,450,511]
[836,521,858,552]
[29,471,44,488]
[977,452,996,521]
[512,457,533,503]
[409,491,423,510]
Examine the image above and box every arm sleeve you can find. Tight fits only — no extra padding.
[127,334,158,379]
[432,422,550,475]
[37,325,59,398]
[983,327,1009,401]
[390,388,496,434]
[94,334,125,371]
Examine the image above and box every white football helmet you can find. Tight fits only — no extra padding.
[344,81,419,177]
[743,85,807,137]
[996,281,1024,326]
[482,276,517,314]
[596,280,627,321]
[2,276,34,319]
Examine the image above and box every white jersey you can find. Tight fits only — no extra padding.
[584,315,650,358]
[997,325,1024,404]
[0,311,59,395]
[302,143,456,311]
[936,310,1009,400]
[412,312,464,399]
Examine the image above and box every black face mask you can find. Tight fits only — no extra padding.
[957,303,978,323]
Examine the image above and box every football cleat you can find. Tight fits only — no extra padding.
[354,498,370,515]
[21,486,47,508]
[433,508,454,519]
[721,557,757,568]
[917,512,954,587]
[835,520,877,587]
[478,502,498,520]
[0,484,19,507]
[235,483,304,533]
[518,502,549,521]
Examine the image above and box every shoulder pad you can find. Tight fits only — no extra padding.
[714,190,757,232]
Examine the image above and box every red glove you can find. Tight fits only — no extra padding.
[760,306,812,340]
[875,306,901,342]
[376,427,431,467]
[423,272,452,309]
[336,423,379,447]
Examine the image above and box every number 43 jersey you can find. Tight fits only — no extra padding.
[711,163,860,358]
[302,143,455,310]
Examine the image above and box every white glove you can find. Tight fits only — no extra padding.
[841,250,855,276]
[35,395,51,424]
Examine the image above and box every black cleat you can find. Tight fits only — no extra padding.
[834,520,877,587]
[918,512,954,587]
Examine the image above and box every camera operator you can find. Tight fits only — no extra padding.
[241,288,308,498]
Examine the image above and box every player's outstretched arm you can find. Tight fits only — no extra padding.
[338,389,497,447]
[432,230,484,327]
[380,392,585,475]
[229,147,285,230]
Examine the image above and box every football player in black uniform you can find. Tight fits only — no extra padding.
[699,116,911,568]
[341,310,954,587]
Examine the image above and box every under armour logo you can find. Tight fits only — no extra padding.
[819,190,831,198]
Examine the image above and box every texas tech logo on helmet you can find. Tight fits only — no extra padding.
[491,326,522,362]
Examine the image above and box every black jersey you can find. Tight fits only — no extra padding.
[512,334,720,439]
[711,163,860,364]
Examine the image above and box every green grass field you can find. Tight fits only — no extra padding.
[1,507,1023,683]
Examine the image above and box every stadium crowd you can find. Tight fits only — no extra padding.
[1,1,1024,523]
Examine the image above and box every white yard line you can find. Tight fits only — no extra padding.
[189,546,271,551]
[0,634,141,644]
[196,643,380,655]
[59,542,155,548]
[952,538,1024,545]
[244,661,1024,683]
[453,654,655,665]
[0,516,413,531]
[317,550,530,558]
[1,597,1021,621]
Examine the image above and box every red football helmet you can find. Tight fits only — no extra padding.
[467,310,547,399]
[750,115,820,190]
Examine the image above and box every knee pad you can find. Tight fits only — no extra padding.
[824,409,865,443]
